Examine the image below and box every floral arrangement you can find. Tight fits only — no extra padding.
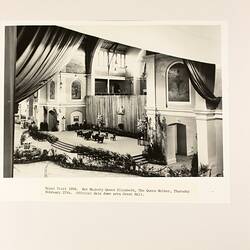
[143,142,166,164]
[137,117,147,134]
[137,114,148,141]
[14,146,162,177]
[166,165,191,177]
[14,144,42,160]
[96,114,105,129]
[166,164,210,177]
[73,145,134,169]
[29,125,58,143]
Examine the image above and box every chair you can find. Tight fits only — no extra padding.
[105,132,109,139]
[97,135,105,143]
[110,134,116,141]
[76,130,83,137]
[92,132,100,141]
[84,131,93,140]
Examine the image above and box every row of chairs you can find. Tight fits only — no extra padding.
[76,130,92,139]
[76,130,116,143]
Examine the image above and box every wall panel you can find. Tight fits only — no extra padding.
[85,95,146,133]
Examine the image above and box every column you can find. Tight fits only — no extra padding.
[86,74,94,96]
[145,55,156,129]
[107,78,110,94]
[195,111,217,175]
[145,55,156,109]
[57,107,66,132]
[36,105,44,129]
[56,73,61,105]
[133,77,141,95]
[167,125,177,164]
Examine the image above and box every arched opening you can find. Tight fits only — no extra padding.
[176,124,187,155]
[48,110,58,131]
[70,111,83,125]
[43,107,48,123]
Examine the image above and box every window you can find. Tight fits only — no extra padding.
[140,78,147,95]
[117,53,121,65]
[109,52,113,63]
[98,50,125,68]
[95,79,107,95]
[71,80,81,99]
[49,81,55,100]
[167,62,190,102]
[121,54,125,67]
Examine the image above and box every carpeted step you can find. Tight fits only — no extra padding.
[54,141,75,148]
[51,141,75,153]
[132,154,144,159]
[132,154,148,166]
[134,160,148,165]
[51,144,73,153]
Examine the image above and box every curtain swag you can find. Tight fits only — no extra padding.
[183,59,221,109]
[15,26,85,104]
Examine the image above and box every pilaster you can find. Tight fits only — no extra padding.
[195,110,218,175]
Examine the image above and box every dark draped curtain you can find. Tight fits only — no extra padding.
[183,59,221,109]
[15,26,85,104]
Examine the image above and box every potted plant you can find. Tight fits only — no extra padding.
[96,114,105,131]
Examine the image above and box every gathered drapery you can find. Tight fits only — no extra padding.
[15,26,85,104]
[183,59,221,109]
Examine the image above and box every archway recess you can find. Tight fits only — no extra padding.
[48,110,58,131]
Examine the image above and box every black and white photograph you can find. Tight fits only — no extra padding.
[4,24,224,178]
[2,0,250,249]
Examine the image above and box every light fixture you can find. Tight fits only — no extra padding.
[114,54,118,71]
[59,72,63,89]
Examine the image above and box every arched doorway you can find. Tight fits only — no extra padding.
[176,124,187,155]
[167,123,187,164]
[48,110,58,131]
